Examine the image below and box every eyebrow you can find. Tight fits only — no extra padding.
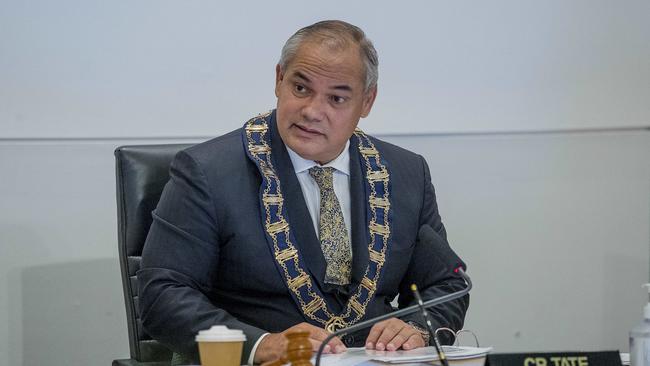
[293,71,353,92]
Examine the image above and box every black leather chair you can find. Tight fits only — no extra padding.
[113,144,193,366]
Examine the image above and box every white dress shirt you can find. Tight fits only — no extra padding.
[285,140,352,240]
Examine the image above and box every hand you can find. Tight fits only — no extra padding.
[365,318,425,351]
[254,322,347,364]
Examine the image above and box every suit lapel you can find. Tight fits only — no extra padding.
[269,114,328,290]
[349,135,369,287]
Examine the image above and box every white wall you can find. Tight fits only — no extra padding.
[388,131,650,353]
[1,0,649,138]
[1,1,649,365]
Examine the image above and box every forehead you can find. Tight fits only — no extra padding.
[285,41,365,88]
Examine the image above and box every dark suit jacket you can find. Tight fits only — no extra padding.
[138,110,469,364]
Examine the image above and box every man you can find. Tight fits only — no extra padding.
[139,20,468,365]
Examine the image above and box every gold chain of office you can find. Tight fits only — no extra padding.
[243,111,392,333]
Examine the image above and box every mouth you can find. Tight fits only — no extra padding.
[293,123,323,136]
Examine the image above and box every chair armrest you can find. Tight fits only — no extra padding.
[112,359,171,366]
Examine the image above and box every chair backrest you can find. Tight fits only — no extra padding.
[115,144,193,362]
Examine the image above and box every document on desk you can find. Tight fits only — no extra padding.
[316,346,493,365]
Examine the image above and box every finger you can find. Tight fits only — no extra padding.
[322,336,346,354]
[375,322,402,351]
[329,339,347,354]
[365,321,388,349]
[310,328,346,348]
[386,326,420,351]
[293,323,330,342]
[284,323,334,354]
[306,325,331,341]
[402,333,425,351]
[300,323,346,353]
[309,338,332,354]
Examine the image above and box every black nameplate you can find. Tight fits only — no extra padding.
[486,351,622,366]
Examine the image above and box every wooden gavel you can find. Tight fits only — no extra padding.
[260,331,313,366]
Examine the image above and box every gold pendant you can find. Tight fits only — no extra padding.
[325,316,347,333]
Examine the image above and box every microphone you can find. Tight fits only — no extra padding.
[418,224,466,273]
[314,225,471,366]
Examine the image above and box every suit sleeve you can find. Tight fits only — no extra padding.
[397,155,470,345]
[138,150,266,363]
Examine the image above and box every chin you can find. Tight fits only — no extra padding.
[293,148,319,161]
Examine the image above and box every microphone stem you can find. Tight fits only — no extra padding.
[314,269,471,366]
[412,284,449,366]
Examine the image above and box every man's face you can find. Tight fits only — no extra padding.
[275,41,377,164]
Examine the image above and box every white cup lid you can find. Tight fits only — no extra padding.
[195,325,246,342]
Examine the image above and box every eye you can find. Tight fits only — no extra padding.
[294,83,308,95]
[331,95,347,104]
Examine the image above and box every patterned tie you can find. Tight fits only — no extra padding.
[309,166,352,285]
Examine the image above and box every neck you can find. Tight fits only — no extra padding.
[314,145,348,166]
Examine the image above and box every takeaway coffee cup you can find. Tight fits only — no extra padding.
[195,325,246,366]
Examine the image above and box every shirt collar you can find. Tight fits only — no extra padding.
[286,140,351,176]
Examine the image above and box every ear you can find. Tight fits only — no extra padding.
[360,85,377,118]
[275,64,283,98]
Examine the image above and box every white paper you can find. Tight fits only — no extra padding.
[314,346,492,366]
[370,346,492,363]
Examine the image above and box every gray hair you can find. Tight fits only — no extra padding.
[278,20,379,92]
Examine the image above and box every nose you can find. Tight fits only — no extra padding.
[301,95,327,123]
